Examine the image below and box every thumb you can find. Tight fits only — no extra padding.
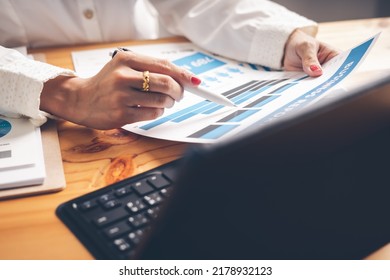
[297,42,323,77]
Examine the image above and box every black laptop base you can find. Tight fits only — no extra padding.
[57,124,390,260]
[56,77,390,259]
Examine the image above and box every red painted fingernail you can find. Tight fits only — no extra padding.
[310,65,321,72]
[191,76,202,85]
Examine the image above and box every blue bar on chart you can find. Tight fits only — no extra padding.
[245,95,280,108]
[202,104,224,114]
[267,82,297,94]
[222,80,260,98]
[232,80,279,104]
[217,109,260,123]
[294,75,309,82]
[188,124,239,139]
[226,81,268,102]
[268,79,289,86]
[172,102,217,123]
[140,100,210,130]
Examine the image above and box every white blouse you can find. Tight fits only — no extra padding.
[0,0,317,125]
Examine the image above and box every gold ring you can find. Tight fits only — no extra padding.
[142,70,150,92]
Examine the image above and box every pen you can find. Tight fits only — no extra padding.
[111,48,237,107]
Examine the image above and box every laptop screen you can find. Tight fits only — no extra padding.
[138,71,390,260]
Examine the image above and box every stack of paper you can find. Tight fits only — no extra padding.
[0,117,46,189]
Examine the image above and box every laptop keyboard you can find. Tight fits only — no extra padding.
[56,159,179,259]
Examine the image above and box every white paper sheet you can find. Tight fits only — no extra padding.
[72,35,378,143]
[0,117,46,189]
[0,117,37,170]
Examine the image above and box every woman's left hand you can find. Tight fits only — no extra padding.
[283,29,340,77]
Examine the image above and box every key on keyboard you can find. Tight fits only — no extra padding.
[56,159,179,259]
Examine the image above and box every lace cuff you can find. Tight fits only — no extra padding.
[0,46,75,126]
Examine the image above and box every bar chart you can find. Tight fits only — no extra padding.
[138,75,307,141]
[71,37,378,143]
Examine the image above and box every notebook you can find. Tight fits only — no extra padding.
[0,117,45,189]
[57,71,390,259]
[0,120,66,200]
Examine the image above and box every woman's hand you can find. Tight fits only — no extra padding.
[40,50,201,129]
[283,29,340,77]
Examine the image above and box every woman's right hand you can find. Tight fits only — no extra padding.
[40,50,201,130]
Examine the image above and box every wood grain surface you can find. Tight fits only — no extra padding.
[0,18,389,259]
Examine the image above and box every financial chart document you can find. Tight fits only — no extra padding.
[72,35,378,143]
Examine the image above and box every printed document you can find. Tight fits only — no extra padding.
[72,35,378,143]
[0,117,45,189]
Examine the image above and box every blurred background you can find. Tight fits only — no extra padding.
[273,0,390,22]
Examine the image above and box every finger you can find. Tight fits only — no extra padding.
[126,107,165,123]
[125,90,175,109]
[296,40,323,77]
[318,44,341,64]
[114,50,202,87]
[127,71,184,101]
[148,72,184,101]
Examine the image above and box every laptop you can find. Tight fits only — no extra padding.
[57,71,390,259]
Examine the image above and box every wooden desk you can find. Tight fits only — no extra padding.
[0,18,389,260]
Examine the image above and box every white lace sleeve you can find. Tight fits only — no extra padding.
[0,46,75,126]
